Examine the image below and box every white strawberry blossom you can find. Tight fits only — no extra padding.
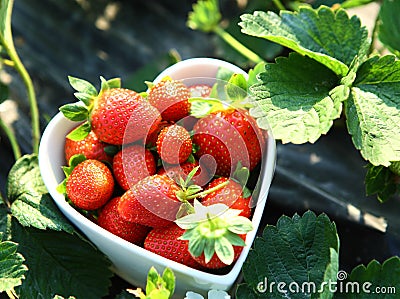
[185,290,231,299]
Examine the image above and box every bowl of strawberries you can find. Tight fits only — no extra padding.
[39,57,276,297]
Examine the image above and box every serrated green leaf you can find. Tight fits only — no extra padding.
[320,248,339,299]
[239,211,339,299]
[239,6,370,77]
[187,0,221,33]
[365,164,398,203]
[6,155,74,233]
[250,53,341,143]
[66,121,91,141]
[341,257,400,299]
[0,204,12,239]
[345,55,400,167]
[0,236,27,293]
[378,0,400,55]
[11,220,112,299]
[59,103,89,121]
[236,283,259,299]
[68,76,97,96]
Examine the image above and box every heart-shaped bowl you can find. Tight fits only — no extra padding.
[39,57,276,298]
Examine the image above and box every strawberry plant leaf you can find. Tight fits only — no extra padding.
[0,204,12,238]
[250,53,341,143]
[378,0,400,56]
[239,6,370,77]
[340,257,400,299]
[11,220,112,299]
[365,164,398,203]
[237,211,339,299]
[345,55,400,167]
[0,234,27,293]
[6,154,74,233]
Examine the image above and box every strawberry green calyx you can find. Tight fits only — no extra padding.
[189,73,253,118]
[59,76,121,141]
[56,154,86,194]
[176,199,253,265]
[128,266,175,299]
[175,166,228,203]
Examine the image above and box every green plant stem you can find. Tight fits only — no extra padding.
[1,58,15,67]
[0,117,21,160]
[186,180,229,200]
[0,0,40,154]
[272,0,285,11]
[213,26,264,64]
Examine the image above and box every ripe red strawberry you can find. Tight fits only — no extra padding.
[64,129,112,164]
[91,88,161,145]
[117,174,182,227]
[144,224,203,269]
[60,77,162,145]
[192,108,264,177]
[66,159,114,210]
[147,79,191,122]
[97,197,150,245]
[192,235,246,269]
[113,145,157,191]
[158,161,211,187]
[156,124,192,165]
[201,177,251,218]
[144,120,170,147]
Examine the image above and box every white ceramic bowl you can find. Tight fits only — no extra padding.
[39,58,276,298]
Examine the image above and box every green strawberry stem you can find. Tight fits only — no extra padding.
[185,179,229,200]
[0,117,21,160]
[213,26,264,64]
[0,0,40,155]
